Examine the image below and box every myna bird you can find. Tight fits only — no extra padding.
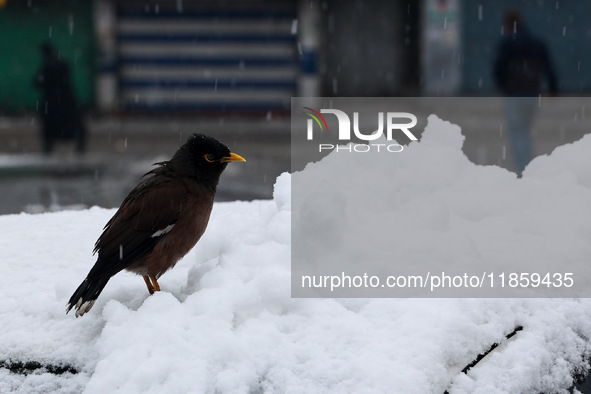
[66,134,245,317]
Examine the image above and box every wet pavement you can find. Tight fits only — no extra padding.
[0,115,290,215]
[1,97,590,215]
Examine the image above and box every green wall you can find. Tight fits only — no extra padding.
[0,0,94,111]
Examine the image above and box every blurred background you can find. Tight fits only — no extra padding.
[0,0,590,214]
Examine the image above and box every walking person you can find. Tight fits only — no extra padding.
[34,42,87,154]
[493,10,558,177]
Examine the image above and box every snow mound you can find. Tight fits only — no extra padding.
[293,115,591,297]
[1,115,591,393]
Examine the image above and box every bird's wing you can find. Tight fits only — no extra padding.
[87,172,187,279]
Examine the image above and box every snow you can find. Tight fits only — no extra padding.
[292,115,591,298]
[1,115,591,393]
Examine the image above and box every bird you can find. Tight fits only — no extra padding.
[66,134,245,317]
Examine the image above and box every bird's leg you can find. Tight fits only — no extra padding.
[149,274,161,292]
[143,275,155,295]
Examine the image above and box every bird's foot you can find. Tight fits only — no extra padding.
[143,274,161,295]
[143,275,155,295]
[150,274,161,292]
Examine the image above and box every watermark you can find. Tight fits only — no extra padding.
[303,107,418,153]
[291,97,591,298]
[300,271,575,293]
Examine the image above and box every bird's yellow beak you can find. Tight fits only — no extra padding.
[222,152,246,163]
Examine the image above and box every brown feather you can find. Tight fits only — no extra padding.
[66,133,244,317]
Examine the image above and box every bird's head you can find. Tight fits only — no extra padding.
[170,134,245,183]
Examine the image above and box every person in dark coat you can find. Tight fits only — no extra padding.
[34,42,86,154]
[493,11,558,177]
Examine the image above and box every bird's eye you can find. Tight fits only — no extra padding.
[203,153,216,163]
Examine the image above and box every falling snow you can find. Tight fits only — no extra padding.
[1,117,591,392]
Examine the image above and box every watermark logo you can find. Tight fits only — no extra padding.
[303,107,418,153]
[302,107,329,136]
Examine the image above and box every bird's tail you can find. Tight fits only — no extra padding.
[66,276,110,317]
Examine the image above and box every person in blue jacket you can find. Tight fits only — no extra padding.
[493,10,558,177]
